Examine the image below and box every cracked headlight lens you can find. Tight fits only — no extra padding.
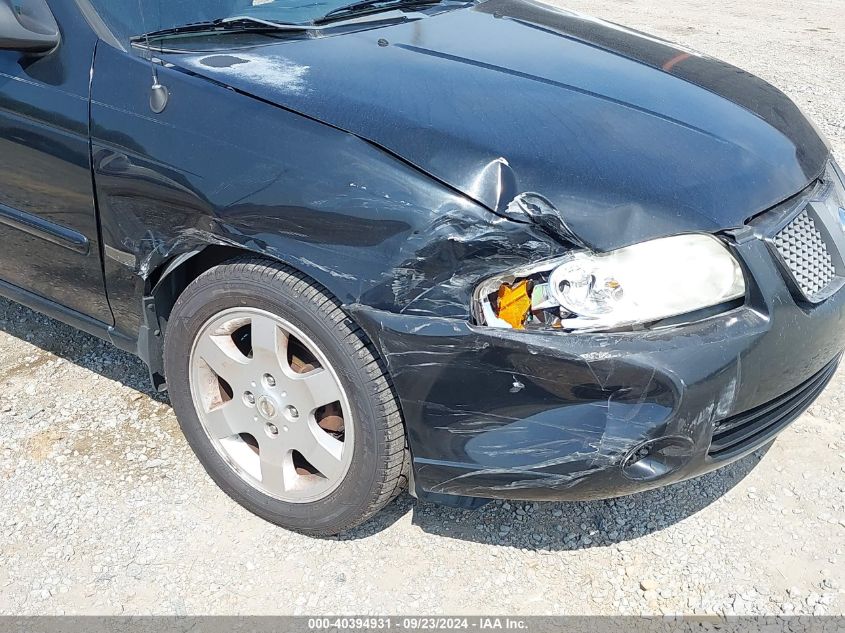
[474,234,746,332]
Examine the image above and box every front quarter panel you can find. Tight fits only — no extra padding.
[90,43,563,340]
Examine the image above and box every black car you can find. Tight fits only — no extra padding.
[1,0,844,536]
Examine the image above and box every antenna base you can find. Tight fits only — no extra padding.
[150,82,169,114]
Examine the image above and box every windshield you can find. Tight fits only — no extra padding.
[87,0,360,41]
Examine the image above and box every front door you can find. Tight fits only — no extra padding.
[0,0,111,323]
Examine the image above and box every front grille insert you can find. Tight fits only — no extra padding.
[772,209,837,301]
[709,356,839,458]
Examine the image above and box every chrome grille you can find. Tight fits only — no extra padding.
[773,209,837,300]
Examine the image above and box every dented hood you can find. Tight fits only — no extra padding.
[164,0,829,251]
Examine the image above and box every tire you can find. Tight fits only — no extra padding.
[163,256,408,536]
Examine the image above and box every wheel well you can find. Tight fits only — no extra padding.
[148,245,249,322]
[142,245,261,391]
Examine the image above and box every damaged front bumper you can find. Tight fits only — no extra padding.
[348,231,845,504]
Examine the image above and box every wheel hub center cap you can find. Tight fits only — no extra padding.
[257,395,278,420]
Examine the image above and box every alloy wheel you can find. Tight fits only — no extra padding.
[188,308,354,503]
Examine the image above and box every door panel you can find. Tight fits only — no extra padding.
[0,1,111,323]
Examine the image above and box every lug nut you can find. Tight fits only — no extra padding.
[286,405,300,420]
[264,373,276,387]
[266,423,279,436]
[244,391,255,406]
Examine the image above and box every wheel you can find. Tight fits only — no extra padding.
[163,256,408,535]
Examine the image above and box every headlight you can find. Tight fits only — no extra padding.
[473,234,746,332]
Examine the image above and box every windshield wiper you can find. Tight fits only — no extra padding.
[314,0,446,24]
[131,16,317,43]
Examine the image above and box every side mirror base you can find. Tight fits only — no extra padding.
[0,0,60,56]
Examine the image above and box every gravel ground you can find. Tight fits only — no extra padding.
[1,0,845,617]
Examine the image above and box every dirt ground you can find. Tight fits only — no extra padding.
[0,0,844,617]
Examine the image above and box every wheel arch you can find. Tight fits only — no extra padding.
[142,244,299,391]
[139,242,397,393]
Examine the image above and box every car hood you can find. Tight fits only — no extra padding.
[163,0,829,251]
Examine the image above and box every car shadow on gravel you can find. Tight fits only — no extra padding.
[336,445,770,549]
[0,298,167,402]
[1,297,768,550]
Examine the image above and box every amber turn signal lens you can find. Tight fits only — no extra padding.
[496,280,532,329]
